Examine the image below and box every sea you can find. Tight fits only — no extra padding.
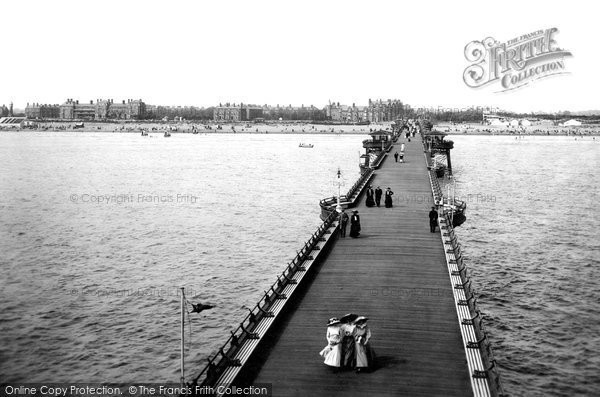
[0,131,598,396]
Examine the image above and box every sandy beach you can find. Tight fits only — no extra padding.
[0,121,392,135]
[2,120,599,136]
[436,121,600,136]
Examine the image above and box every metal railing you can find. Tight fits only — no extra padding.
[190,210,339,388]
[424,138,505,397]
[318,169,375,219]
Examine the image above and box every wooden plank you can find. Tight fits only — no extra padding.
[245,136,473,396]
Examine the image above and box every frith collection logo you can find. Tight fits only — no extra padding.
[463,28,572,92]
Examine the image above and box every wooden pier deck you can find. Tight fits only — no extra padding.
[247,136,472,396]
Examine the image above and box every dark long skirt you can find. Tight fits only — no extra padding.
[349,222,360,237]
[385,195,393,208]
[365,195,375,207]
[341,336,355,368]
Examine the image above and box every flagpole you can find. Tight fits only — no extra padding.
[180,287,185,388]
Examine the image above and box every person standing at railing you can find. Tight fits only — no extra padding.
[339,210,349,238]
[375,186,382,207]
[429,206,439,233]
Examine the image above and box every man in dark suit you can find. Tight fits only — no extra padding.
[339,210,349,238]
[375,186,383,207]
[429,206,438,233]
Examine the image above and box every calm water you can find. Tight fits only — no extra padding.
[449,135,600,396]
[0,132,598,396]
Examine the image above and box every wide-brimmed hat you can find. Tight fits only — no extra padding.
[327,317,341,326]
[340,313,358,323]
[354,316,369,324]
[352,210,358,213]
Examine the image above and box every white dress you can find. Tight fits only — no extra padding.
[320,325,343,367]
[354,324,372,368]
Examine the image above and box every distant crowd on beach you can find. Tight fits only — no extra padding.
[438,124,600,136]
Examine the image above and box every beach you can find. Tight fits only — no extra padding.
[2,120,600,136]
[436,121,600,136]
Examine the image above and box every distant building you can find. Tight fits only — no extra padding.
[26,98,149,120]
[327,99,405,122]
[213,103,263,122]
[94,99,146,120]
[59,99,96,120]
[260,104,327,121]
[25,103,61,119]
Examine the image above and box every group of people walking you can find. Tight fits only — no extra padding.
[320,314,374,373]
[338,209,360,238]
[365,185,394,208]
[338,185,395,239]
[394,142,406,163]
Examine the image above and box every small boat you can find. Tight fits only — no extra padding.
[164,131,171,137]
[299,143,314,148]
[141,130,148,136]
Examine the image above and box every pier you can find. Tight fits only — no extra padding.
[191,126,502,396]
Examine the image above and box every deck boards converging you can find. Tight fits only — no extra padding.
[248,136,473,396]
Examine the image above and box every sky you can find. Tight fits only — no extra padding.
[0,0,597,113]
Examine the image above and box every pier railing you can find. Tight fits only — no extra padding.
[190,209,339,392]
[369,140,393,169]
[318,168,375,220]
[424,139,505,397]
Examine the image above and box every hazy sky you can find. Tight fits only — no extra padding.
[1,0,597,112]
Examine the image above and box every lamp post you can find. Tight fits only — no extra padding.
[336,168,343,214]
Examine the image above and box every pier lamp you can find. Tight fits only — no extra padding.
[336,168,343,213]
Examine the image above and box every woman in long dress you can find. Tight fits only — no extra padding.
[353,316,373,372]
[365,185,375,207]
[320,318,342,368]
[349,210,361,238]
[384,187,394,208]
[340,320,356,369]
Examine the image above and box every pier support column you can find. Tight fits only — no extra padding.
[446,149,452,175]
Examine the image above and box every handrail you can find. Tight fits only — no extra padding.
[369,140,393,169]
[318,169,375,220]
[191,209,339,387]
[423,136,505,397]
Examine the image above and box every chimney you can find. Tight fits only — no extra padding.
[76,100,79,104]
[90,100,93,104]
[123,100,125,104]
